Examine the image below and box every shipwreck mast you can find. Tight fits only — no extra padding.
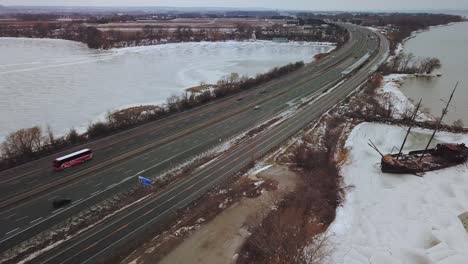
[419,82,458,161]
[397,99,422,160]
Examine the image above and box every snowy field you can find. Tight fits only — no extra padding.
[0,38,334,141]
[329,122,468,264]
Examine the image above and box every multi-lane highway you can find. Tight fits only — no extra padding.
[0,23,388,263]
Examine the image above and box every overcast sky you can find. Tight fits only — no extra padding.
[1,0,468,11]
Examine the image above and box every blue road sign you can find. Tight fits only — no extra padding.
[138,176,152,187]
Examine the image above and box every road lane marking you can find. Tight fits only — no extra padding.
[90,191,101,197]
[15,216,28,222]
[5,228,19,235]
[47,195,59,201]
[115,167,125,172]
[0,169,41,184]
[124,169,133,174]
[6,180,21,185]
[93,182,103,188]
[52,208,64,215]
[72,199,83,205]
[142,209,154,216]
[3,213,16,220]
[29,178,40,184]
[30,217,43,224]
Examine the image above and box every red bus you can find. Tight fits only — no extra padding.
[53,149,93,171]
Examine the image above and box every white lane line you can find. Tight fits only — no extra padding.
[5,180,21,186]
[124,169,133,174]
[15,216,28,222]
[5,228,19,235]
[0,168,41,184]
[141,156,150,161]
[52,208,64,215]
[115,167,125,172]
[47,195,59,201]
[30,217,43,224]
[29,179,40,184]
[3,213,16,220]
[72,199,83,205]
[90,191,100,197]
[93,182,103,188]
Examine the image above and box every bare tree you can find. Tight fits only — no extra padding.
[421,57,441,74]
[45,125,55,146]
[1,126,43,158]
[400,52,415,72]
[453,119,464,129]
[299,233,332,264]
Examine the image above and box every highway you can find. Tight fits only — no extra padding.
[0,24,388,262]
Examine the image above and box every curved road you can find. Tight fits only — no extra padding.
[0,24,388,263]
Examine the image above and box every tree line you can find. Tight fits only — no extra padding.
[0,20,347,49]
[379,52,442,75]
[0,61,305,170]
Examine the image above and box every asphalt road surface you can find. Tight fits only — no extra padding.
[0,23,388,263]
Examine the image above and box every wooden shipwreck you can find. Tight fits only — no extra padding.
[370,83,468,175]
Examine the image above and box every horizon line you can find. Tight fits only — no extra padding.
[1,5,467,13]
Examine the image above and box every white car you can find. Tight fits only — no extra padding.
[254,105,260,110]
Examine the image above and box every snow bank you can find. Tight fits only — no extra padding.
[377,74,434,121]
[329,122,468,264]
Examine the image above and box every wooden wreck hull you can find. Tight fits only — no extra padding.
[381,146,468,174]
[381,157,466,174]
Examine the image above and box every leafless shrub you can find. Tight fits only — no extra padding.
[298,233,332,264]
[453,119,464,129]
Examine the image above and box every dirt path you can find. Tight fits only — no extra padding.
[155,165,298,264]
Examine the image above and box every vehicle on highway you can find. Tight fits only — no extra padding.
[259,89,267,94]
[254,105,260,110]
[236,97,243,101]
[52,199,72,208]
[53,148,93,171]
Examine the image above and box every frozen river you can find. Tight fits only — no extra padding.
[0,38,334,140]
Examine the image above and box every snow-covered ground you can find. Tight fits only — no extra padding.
[329,122,468,264]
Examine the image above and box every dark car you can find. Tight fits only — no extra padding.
[52,199,72,209]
